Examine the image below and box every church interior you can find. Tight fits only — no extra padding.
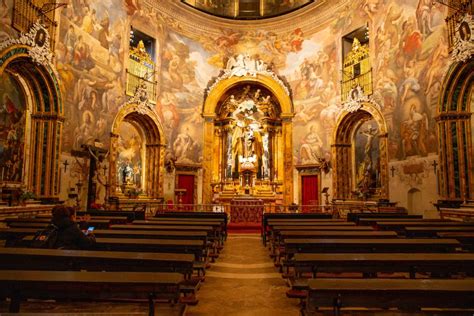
[0,0,474,314]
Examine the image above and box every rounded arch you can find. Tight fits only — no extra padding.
[436,60,474,201]
[202,74,294,118]
[0,43,64,199]
[332,102,389,200]
[201,73,295,204]
[109,103,166,199]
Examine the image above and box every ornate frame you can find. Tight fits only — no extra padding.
[0,23,63,200]
[202,73,294,204]
[332,101,389,200]
[109,102,166,199]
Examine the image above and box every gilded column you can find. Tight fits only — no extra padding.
[282,118,293,204]
[202,117,215,204]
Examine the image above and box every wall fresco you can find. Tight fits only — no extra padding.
[56,0,128,151]
[0,73,26,183]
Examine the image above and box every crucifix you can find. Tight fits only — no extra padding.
[78,144,108,209]
[390,166,396,177]
[63,160,69,172]
[432,160,438,174]
[102,164,108,176]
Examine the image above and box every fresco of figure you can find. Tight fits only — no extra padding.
[299,124,323,164]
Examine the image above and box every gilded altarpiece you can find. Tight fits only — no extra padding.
[202,73,294,205]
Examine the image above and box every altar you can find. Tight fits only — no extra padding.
[229,197,264,224]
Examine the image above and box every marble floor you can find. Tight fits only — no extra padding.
[186,233,300,316]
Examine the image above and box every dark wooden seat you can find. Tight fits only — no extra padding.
[438,232,474,251]
[293,252,474,278]
[95,238,207,261]
[347,213,420,223]
[283,238,460,256]
[406,226,474,237]
[0,270,183,315]
[0,247,194,276]
[262,213,333,245]
[305,278,474,315]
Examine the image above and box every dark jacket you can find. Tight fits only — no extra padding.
[52,217,96,250]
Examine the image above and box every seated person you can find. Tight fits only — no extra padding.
[51,205,96,250]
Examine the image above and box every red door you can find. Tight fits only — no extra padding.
[177,174,195,210]
[301,175,319,212]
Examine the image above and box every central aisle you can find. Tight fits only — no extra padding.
[187,233,300,316]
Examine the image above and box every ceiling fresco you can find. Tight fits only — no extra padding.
[181,0,314,20]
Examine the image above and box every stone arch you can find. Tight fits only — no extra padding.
[202,73,294,204]
[332,101,389,200]
[436,60,474,201]
[109,103,166,199]
[0,43,63,200]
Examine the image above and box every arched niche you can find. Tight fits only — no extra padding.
[436,60,474,201]
[109,103,166,199]
[332,102,389,200]
[0,43,63,200]
[202,74,294,204]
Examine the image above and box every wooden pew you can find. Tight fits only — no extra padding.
[154,212,228,239]
[406,226,474,238]
[438,232,474,251]
[376,221,474,233]
[283,238,460,257]
[293,253,474,279]
[0,228,37,246]
[0,270,183,315]
[78,210,145,221]
[262,213,333,243]
[95,238,207,261]
[0,247,194,277]
[358,218,448,226]
[305,278,474,315]
[7,219,111,229]
[347,212,417,223]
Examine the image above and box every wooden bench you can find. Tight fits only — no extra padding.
[283,238,460,256]
[305,278,474,315]
[347,212,414,223]
[7,219,111,229]
[438,232,474,251]
[94,238,207,261]
[406,226,474,237]
[154,212,228,239]
[376,221,474,233]
[0,247,194,278]
[293,253,474,279]
[358,218,448,226]
[262,213,332,245]
[0,270,183,316]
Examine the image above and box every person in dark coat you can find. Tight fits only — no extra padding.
[51,205,96,250]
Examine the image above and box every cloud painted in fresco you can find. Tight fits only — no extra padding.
[281,40,321,77]
[189,51,219,89]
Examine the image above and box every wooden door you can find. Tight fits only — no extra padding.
[301,175,319,212]
[177,174,195,209]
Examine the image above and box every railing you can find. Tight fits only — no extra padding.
[152,203,334,215]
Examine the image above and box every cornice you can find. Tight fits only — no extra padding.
[149,0,349,38]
